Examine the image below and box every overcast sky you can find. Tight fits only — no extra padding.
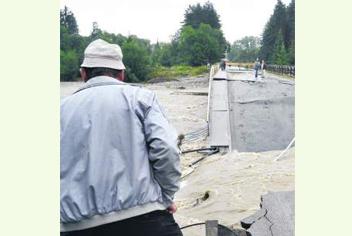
[60,0,291,44]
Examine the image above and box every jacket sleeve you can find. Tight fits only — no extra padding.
[143,95,181,207]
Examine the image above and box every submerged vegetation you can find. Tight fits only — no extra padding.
[149,65,209,80]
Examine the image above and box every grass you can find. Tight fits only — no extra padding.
[149,65,209,80]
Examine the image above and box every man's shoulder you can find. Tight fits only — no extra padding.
[60,96,72,107]
[61,83,157,109]
[132,86,156,107]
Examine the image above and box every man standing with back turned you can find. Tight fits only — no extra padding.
[60,39,183,236]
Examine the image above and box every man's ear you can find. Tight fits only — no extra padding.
[80,68,88,82]
[117,70,125,82]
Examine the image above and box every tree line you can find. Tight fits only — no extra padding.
[228,0,295,65]
[60,0,295,81]
[60,2,226,82]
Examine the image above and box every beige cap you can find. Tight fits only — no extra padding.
[81,39,126,70]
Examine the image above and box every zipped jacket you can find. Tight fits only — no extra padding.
[60,76,181,232]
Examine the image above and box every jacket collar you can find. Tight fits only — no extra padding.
[73,76,126,95]
[85,76,125,85]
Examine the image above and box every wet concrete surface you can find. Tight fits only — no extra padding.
[227,73,294,152]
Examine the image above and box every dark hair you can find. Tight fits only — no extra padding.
[82,67,122,80]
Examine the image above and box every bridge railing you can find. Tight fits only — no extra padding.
[207,64,219,124]
[266,64,295,77]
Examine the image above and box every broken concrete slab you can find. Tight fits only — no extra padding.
[241,208,267,229]
[240,191,294,236]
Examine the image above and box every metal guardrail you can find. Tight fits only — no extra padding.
[266,65,295,77]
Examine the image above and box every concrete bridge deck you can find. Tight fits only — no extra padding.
[208,69,295,152]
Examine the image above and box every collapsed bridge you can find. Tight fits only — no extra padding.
[207,66,295,152]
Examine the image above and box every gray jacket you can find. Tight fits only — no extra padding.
[60,76,181,232]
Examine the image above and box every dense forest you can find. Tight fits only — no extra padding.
[60,0,295,82]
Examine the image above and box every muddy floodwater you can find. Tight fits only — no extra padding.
[60,74,294,235]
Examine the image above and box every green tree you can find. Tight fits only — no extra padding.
[151,42,165,66]
[271,31,288,65]
[60,6,78,34]
[183,1,221,29]
[122,36,152,82]
[260,0,288,62]
[178,24,226,66]
[98,31,127,47]
[60,6,84,81]
[287,40,295,64]
[90,22,103,40]
[286,0,295,64]
[159,44,175,67]
[60,50,79,81]
[228,36,261,62]
[168,32,184,65]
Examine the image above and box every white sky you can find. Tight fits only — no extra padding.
[60,0,291,44]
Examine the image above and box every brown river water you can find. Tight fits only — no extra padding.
[61,75,294,235]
